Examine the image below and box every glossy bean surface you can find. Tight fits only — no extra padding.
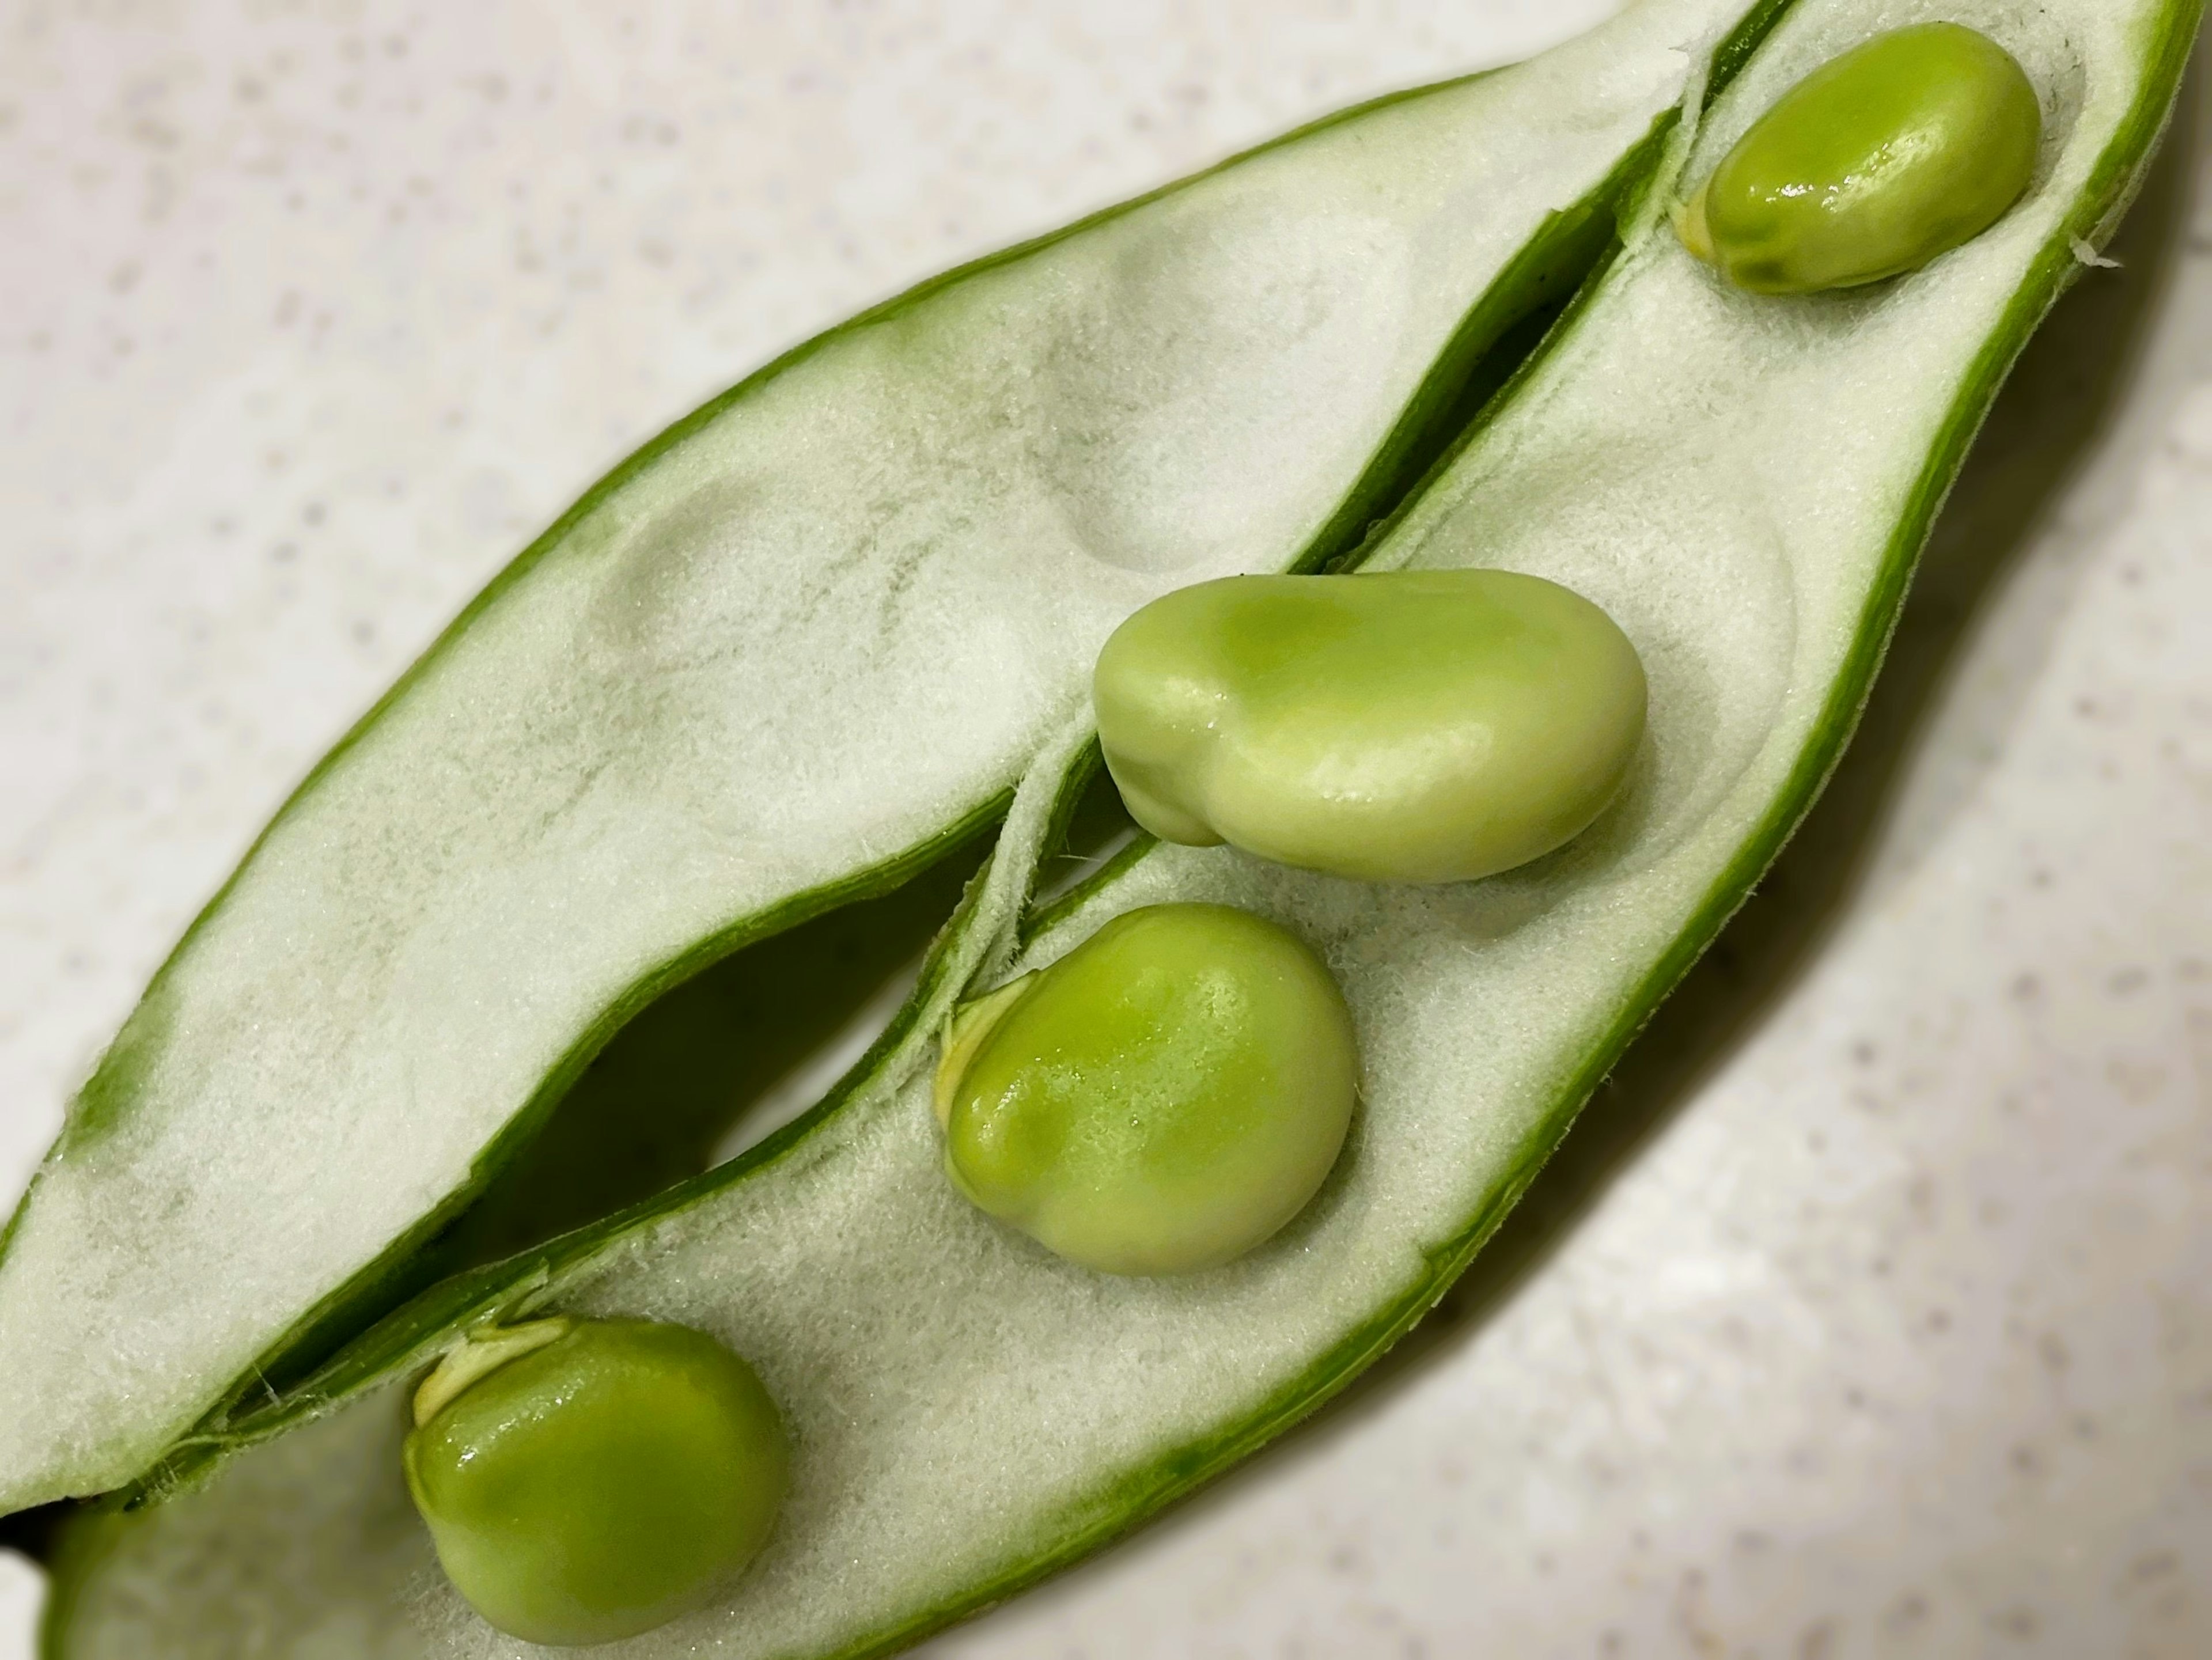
[403,1318,788,1647]
[935,904,1357,1276]
[1094,570,1646,884]
[1679,22,2041,294]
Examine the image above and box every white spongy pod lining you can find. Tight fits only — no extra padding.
[400,1,2175,1657]
[56,1396,427,1660]
[0,0,1759,1513]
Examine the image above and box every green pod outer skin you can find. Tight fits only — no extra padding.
[940,904,1359,1276]
[1684,22,2044,292]
[1094,571,1647,884]
[32,3,2208,1660]
[0,0,1755,1519]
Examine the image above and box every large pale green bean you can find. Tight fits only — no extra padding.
[1093,570,1646,884]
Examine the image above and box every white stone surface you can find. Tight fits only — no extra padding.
[2,3,2206,1658]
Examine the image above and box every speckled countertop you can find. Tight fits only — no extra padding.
[2,3,2207,1657]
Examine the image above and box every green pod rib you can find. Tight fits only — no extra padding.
[0,0,1760,1515]
[36,1,2206,1657]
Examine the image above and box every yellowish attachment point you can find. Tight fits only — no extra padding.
[933,973,1036,1130]
[1673,182,1716,267]
[411,1316,574,1429]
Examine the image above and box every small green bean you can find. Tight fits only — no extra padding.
[403,1317,788,1646]
[1093,570,1646,884]
[1679,23,2041,294]
[935,903,1357,1275]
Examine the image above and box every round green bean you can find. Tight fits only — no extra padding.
[403,1317,788,1646]
[935,904,1357,1275]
